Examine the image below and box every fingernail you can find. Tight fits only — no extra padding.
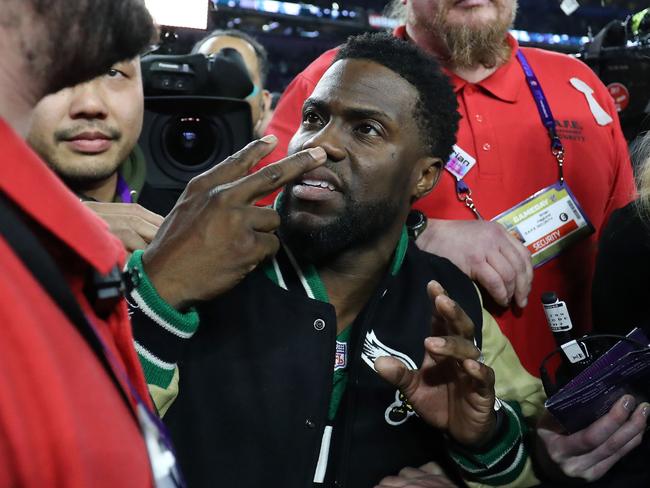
[308,147,326,160]
[465,359,479,372]
[642,403,649,418]
[260,134,277,144]
[623,395,634,411]
[428,337,446,348]
[521,297,528,308]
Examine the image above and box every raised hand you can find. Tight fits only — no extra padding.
[142,135,326,309]
[374,280,496,447]
[416,219,532,308]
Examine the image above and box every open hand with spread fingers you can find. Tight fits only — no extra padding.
[374,280,497,447]
[142,135,326,310]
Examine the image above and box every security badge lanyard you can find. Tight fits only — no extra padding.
[448,50,593,267]
[86,313,185,487]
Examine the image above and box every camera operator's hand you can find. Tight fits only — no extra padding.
[83,201,163,253]
[142,135,326,310]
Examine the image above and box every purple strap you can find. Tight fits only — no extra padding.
[116,174,133,203]
[516,50,566,182]
[455,50,567,217]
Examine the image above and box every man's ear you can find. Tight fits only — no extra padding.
[412,157,442,201]
[262,89,272,114]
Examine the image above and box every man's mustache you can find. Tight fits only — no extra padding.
[55,122,121,142]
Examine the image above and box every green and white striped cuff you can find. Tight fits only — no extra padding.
[448,400,528,486]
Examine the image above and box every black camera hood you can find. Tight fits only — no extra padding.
[141,49,254,99]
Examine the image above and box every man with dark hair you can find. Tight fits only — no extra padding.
[192,29,271,137]
[259,0,635,373]
[258,3,645,481]
[129,32,544,488]
[27,57,164,252]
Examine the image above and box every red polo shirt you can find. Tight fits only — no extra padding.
[0,119,153,487]
[259,32,635,374]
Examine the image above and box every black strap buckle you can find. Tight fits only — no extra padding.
[88,265,125,318]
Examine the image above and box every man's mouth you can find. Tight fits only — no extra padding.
[291,171,342,202]
[453,0,491,7]
[63,131,114,154]
[300,179,336,191]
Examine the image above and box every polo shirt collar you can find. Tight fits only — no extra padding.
[468,34,523,103]
[394,26,523,103]
[0,118,124,273]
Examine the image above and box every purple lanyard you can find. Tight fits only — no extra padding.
[85,311,185,487]
[516,50,566,185]
[455,50,566,220]
[116,174,133,203]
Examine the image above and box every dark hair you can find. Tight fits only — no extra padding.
[192,29,269,85]
[335,32,459,161]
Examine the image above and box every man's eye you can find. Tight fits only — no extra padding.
[303,112,321,125]
[106,68,126,78]
[356,123,380,136]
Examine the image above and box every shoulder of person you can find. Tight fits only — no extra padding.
[601,200,650,249]
[520,46,601,80]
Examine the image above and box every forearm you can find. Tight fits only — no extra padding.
[453,292,545,486]
[448,400,536,487]
[126,250,199,391]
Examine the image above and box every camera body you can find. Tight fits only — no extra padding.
[138,50,254,201]
[580,12,650,141]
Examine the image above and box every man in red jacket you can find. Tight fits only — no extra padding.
[0,1,163,486]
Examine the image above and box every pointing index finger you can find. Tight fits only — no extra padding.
[237,147,327,204]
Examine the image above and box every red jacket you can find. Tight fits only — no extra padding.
[0,119,153,487]
[258,31,635,374]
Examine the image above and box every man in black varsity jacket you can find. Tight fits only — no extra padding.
[126,33,545,487]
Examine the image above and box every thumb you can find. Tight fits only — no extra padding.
[374,356,418,395]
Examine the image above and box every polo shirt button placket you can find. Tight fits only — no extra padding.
[482,143,491,151]
[313,318,325,331]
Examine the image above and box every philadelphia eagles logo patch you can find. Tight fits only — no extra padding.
[361,330,418,426]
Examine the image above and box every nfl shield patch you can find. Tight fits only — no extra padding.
[334,341,347,370]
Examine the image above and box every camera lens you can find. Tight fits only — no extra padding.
[163,116,220,168]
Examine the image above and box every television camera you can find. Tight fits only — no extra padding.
[580,8,650,142]
[138,48,254,213]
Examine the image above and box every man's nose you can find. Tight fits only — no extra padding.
[68,82,108,120]
[301,123,346,163]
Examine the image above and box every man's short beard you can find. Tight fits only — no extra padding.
[53,159,123,192]
[433,3,516,69]
[277,190,402,265]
